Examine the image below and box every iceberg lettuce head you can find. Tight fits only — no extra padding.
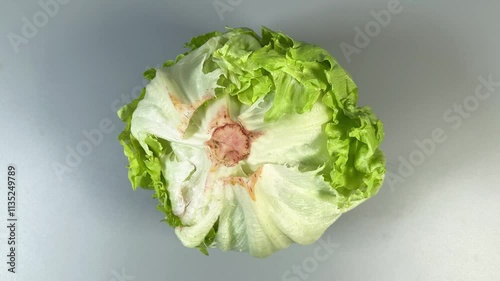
[118,27,385,257]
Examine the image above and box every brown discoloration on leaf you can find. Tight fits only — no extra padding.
[207,107,233,133]
[221,167,263,201]
[247,166,263,196]
[248,130,263,143]
[168,92,213,134]
[224,177,246,187]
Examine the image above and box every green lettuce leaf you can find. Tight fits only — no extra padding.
[117,87,181,228]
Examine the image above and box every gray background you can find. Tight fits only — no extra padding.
[1,0,499,280]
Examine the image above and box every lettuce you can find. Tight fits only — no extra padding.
[118,27,385,258]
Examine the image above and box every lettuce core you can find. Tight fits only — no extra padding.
[206,123,253,167]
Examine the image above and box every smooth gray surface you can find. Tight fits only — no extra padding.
[1,0,499,281]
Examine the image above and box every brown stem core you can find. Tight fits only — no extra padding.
[206,124,251,167]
